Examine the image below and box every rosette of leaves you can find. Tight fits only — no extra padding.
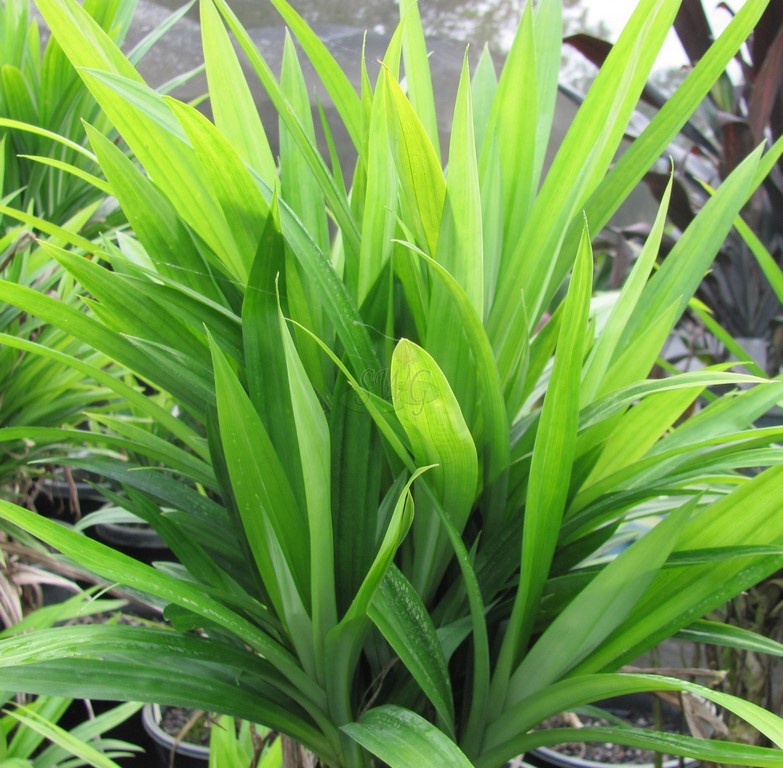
[3,1,783,767]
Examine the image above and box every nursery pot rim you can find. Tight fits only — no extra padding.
[533,691,700,768]
[534,744,697,768]
[93,520,167,549]
[141,702,210,761]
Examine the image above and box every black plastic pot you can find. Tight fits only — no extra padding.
[142,703,209,768]
[33,477,106,520]
[92,521,171,565]
[532,748,696,768]
[531,693,699,768]
[141,707,536,768]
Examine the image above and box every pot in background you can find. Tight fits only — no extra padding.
[533,748,695,768]
[76,505,172,565]
[142,703,209,768]
[92,520,170,565]
[33,475,106,520]
[532,693,700,768]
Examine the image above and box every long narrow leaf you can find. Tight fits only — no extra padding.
[342,706,474,768]
[491,223,593,712]
[369,566,455,735]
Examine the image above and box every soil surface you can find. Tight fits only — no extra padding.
[541,709,692,765]
[160,706,212,747]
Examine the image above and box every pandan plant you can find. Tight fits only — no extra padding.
[3,1,783,767]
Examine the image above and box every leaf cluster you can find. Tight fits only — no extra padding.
[569,0,783,346]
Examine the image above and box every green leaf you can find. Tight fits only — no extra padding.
[530,0,562,183]
[437,53,483,317]
[574,467,783,674]
[0,117,96,163]
[279,32,330,258]
[0,423,213,489]
[206,0,360,260]
[84,124,222,301]
[17,154,111,195]
[392,240,429,340]
[655,379,783,454]
[0,501,324,710]
[0,593,125,641]
[3,706,123,768]
[527,726,783,768]
[0,626,335,758]
[263,0,362,151]
[43,242,210,368]
[578,368,768,434]
[414,483,491,755]
[328,397,383,613]
[482,672,783,767]
[323,469,423,753]
[209,337,315,674]
[190,19,377,388]
[492,223,593,707]
[369,566,455,735]
[507,498,694,703]
[41,701,144,766]
[200,0,276,181]
[339,471,422,627]
[479,1,538,249]
[357,69,399,305]
[0,331,203,454]
[391,340,478,523]
[28,0,238,264]
[24,4,126,114]
[678,619,783,657]
[242,204,306,509]
[384,70,446,256]
[396,236,510,528]
[581,171,673,403]
[0,282,209,415]
[0,203,96,253]
[580,385,703,487]
[579,0,771,245]
[621,145,764,348]
[166,96,270,282]
[4,696,70,762]
[398,0,439,156]
[470,46,496,157]
[391,339,478,596]
[342,706,474,768]
[278,306,337,681]
[489,0,680,335]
